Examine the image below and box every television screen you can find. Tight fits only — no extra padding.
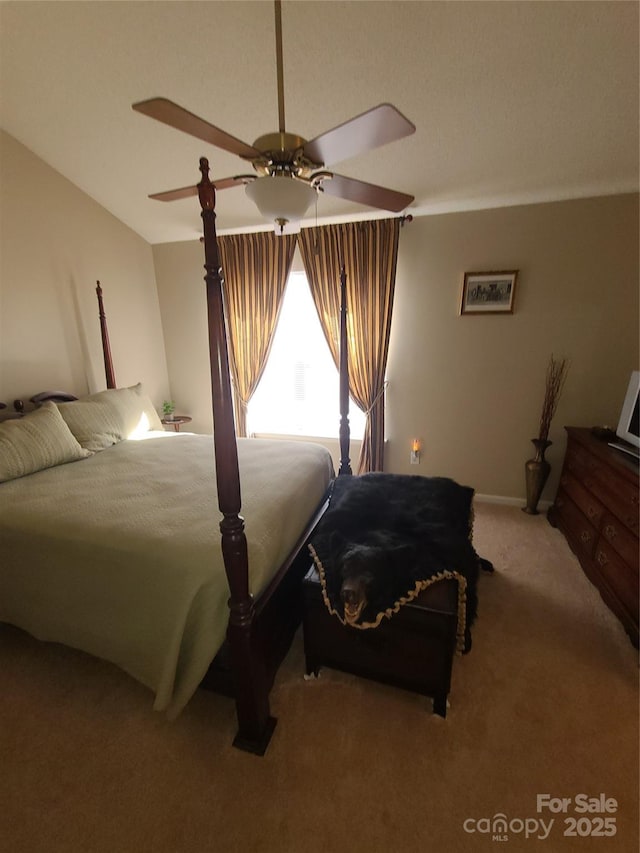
[628,394,639,441]
[615,370,640,450]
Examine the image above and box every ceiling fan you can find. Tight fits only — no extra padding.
[133,0,416,232]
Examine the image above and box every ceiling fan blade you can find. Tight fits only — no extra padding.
[303,103,416,167]
[320,173,414,213]
[132,98,262,160]
[149,185,198,203]
[149,175,250,202]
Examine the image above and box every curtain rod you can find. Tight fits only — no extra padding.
[202,214,413,242]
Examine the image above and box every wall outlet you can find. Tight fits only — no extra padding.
[410,450,420,465]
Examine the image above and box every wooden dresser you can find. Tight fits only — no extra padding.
[548,427,639,647]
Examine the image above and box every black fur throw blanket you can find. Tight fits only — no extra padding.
[308,473,490,652]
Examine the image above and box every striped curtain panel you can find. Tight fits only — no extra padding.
[217,232,296,436]
[298,219,400,473]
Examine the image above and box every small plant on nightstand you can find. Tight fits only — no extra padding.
[162,400,175,421]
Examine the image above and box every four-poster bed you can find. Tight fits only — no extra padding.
[0,157,353,756]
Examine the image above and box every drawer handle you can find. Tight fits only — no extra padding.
[596,551,608,567]
[604,524,617,539]
[587,506,598,519]
[580,530,592,544]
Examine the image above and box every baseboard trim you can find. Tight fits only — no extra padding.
[474,493,553,511]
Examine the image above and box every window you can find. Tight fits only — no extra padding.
[247,272,366,439]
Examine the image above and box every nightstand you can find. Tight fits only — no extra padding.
[161,416,192,432]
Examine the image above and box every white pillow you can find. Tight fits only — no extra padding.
[0,402,91,482]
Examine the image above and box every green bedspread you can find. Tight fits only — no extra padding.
[0,433,333,716]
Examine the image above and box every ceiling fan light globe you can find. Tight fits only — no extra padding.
[245,175,316,234]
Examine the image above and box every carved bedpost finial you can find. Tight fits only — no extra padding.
[198,157,216,211]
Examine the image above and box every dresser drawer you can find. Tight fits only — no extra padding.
[554,490,598,561]
[567,443,638,535]
[593,476,639,535]
[600,512,639,572]
[593,539,639,624]
[558,470,604,529]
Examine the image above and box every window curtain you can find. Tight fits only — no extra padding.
[297,218,400,473]
[217,232,297,436]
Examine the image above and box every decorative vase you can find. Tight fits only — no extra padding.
[523,438,552,515]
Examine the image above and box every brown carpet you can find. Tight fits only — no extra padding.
[1,504,637,853]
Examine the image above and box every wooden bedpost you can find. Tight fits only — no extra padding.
[338,265,352,476]
[96,281,116,389]
[197,158,276,755]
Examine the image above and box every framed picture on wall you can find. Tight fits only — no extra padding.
[460,270,518,315]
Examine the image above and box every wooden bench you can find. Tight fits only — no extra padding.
[302,566,460,716]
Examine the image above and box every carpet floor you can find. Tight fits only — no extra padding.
[1,503,637,853]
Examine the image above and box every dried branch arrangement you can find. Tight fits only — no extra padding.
[538,355,570,442]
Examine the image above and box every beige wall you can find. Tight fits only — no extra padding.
[0,131,169,408]
[387,194,639,501]
[151,240,213,429]
[153,194,638,503]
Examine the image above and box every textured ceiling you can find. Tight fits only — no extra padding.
[1,1,638,244]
